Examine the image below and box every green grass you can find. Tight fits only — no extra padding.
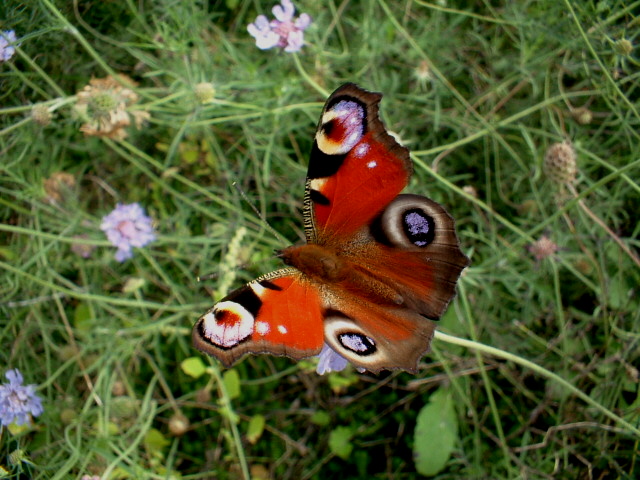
[1,0,639,478]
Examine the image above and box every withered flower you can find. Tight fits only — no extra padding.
[75,75,150,140]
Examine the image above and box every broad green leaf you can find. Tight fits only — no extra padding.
[122,277,145,293]
[181,357,207,379]
[73,302,93,333]
[144,428,170,452]
[223,369,241,400]
[414,388,458,476]
[329,426,353,460]
[310,410,331,426]
[246,414,266,444]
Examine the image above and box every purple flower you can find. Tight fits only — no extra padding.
[0,369,44,427]
[247,0,311,53]
[0,30,18,62]
[100,203,156,262]
[316,344,349,375]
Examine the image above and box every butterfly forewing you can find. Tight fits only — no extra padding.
[303,83,412,244]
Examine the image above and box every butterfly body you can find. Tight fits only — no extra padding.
[193,84,469,373]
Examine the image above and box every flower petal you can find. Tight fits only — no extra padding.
[295,13,312,30]
[316,344,349,375]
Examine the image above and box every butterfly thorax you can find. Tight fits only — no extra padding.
[279,243,404,306]
[279,244,346,282]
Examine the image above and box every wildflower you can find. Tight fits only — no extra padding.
[0,30,18,62]
[247,0,311,53]
[544,141,577,185]
[0,369,44,427]
[100,203,156,262]
[75,75,150,140]
[528,235,559,261]
[316,344,348,375]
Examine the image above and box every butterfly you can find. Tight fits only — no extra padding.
[193,83,469,373]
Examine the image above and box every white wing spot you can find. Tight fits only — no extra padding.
[367,160,377,168]
[355,143,370,158]
[255,321,270,336]
[277,325,288,334]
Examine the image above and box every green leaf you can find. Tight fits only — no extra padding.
[246,414,266,444]
[73,302,93,333]
[310,410,331,426]
[122,277,145,293]
[181,357,207,379]
[329,426,353,460]
[414,388,458,476]
[223,369,241,400]
[144,428,170,452]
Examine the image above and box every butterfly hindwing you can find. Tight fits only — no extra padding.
[193,269,325,367]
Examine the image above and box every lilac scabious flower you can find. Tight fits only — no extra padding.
[0,369,44,427]
[247,0,311,53]
[0,30,18,62]
[100,203,156,262]
[316,344,349,375]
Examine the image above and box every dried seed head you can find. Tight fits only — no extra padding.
[168,413,190,436]
[544,141,577,185]
[31,104,53,126]
[571,107,592,125]
[43,171,76,204]
[462,185,478,198]
[528,235,559,261]
[615,39,633,56]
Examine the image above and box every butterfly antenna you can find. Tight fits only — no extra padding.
[232,182,289,245]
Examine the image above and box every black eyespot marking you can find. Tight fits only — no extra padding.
[260,280,283,291]
[322,119,336,136]
[307,143,346,178]
[369,214,393,247]
[310,189,330,205]
[224,287,262,317]
[338,333,377,356]
[403,209,435,247]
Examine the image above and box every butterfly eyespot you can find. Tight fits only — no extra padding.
[315,99,365,156]
[338,332,377,356]
[403,209,435,247]
[372,194,452,250]
[201,301,255,348]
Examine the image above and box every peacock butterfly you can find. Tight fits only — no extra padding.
[193,84,469,373]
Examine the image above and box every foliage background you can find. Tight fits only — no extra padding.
[1,0,639,478]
